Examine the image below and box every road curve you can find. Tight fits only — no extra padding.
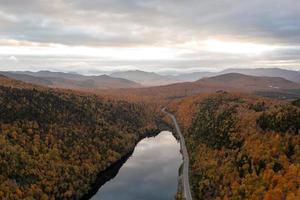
[162,107,192,200]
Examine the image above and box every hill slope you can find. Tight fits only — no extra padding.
[105,73,300,99]
[167,93,300,200]
[0,71,141,90]
[174,68,300,83]
[0,76,157,199]
[0,74,47,89]
[198,73,300,90]
[221,68,300,83]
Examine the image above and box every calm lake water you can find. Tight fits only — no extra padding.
[91,131,182,200]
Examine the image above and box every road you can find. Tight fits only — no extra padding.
[162,108,193,200]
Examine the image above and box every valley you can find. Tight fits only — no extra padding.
[1,1,300,199]
[0,76,159,199]
[0,68,300,200]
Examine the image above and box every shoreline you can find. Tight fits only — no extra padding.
[79,128,161,200]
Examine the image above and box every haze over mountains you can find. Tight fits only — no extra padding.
[220,68,300,83]
[1,68,299,92]
[0,71,141,90]
[173,68,300,83]
[110,70,180,86]
[99,72,300,101]
[111,68,300,84]
[198,73,300,91]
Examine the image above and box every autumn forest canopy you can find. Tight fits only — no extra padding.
[0,67,299,200]
[168,93,300,200]
[1,0,300,199]
[0,77,158,199]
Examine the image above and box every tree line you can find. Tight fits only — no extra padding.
[168,94,300,200]
[0,85,157,200]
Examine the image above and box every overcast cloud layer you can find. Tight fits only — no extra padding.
[0,0,299,74]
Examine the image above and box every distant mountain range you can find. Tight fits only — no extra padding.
[110,68,300,85]
[106,73,300,99]
[198,73,299,90]
[110,70,180,86]
[173,68,300,82]
[1,68,299,92]
[1,71,300,100]
[0,71,141,90]
[219,68,300,83]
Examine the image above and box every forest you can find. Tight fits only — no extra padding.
[168,93,300,200]
[0,83,158,199]
[1,73,300,200]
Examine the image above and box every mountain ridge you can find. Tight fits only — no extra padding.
[110,70,181,86]
[0,71,141,90]
[173,68,300,82]
[102,73,300,99]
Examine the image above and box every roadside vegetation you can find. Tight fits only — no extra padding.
[169,94,300,200]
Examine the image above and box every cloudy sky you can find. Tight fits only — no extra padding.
[0,0,299,74]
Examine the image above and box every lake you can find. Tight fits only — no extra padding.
[90,131,182,200]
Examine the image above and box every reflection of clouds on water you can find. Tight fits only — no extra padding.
[91,131,182,200]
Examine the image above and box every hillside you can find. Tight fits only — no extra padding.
[104,73,300,100]
[110,70,180,86]
[0,71,141,90]
[0,75,46,90]
[0,77,158,199]
[167,93,300,200]
[174,68,300,83]
[221,68,300,83]
[198,73,300,90]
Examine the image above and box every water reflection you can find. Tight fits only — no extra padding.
[91,131,182,200]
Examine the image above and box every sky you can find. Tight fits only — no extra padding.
[0,0,299,74]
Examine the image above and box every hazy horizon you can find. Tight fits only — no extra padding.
[1,67,300,77]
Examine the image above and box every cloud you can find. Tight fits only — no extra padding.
[0,0,299,72]
[8,55,18,62]
[1,0,299,46]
